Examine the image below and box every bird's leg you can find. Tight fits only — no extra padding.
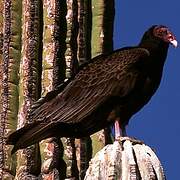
[114,120,144,145]
[114,118,126,140]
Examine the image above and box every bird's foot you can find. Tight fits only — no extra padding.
[117,136,144,145]
[114,119,144,145]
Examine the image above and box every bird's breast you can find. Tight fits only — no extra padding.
[122,74,162,122]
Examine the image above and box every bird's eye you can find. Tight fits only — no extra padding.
[162,30,168,35]
[157,29,168,36]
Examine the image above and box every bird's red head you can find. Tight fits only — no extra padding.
[153,25,178,47]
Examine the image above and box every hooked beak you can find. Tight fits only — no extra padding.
[166,31,178,48]
[170,39,178,48]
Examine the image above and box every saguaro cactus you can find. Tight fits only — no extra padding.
[0,0,22,179]
[15,0,42,179]
[0,0,114,178]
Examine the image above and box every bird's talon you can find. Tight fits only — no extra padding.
[119,136,144,145]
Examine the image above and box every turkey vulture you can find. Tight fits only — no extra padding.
[7,25,177,154]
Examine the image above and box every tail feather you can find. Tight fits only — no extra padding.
[6,123,37,145]
[6,121,56,154]
[7,117,99,154]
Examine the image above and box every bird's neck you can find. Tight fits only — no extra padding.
[139,39,169,78]
[139,39,169,65]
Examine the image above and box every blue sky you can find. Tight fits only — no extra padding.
[114,1,180,179]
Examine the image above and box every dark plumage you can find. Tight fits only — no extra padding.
[7,25,177,154]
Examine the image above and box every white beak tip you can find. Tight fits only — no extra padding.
[170,39,178,48]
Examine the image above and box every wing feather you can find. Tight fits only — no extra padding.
[26,48,149,131]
